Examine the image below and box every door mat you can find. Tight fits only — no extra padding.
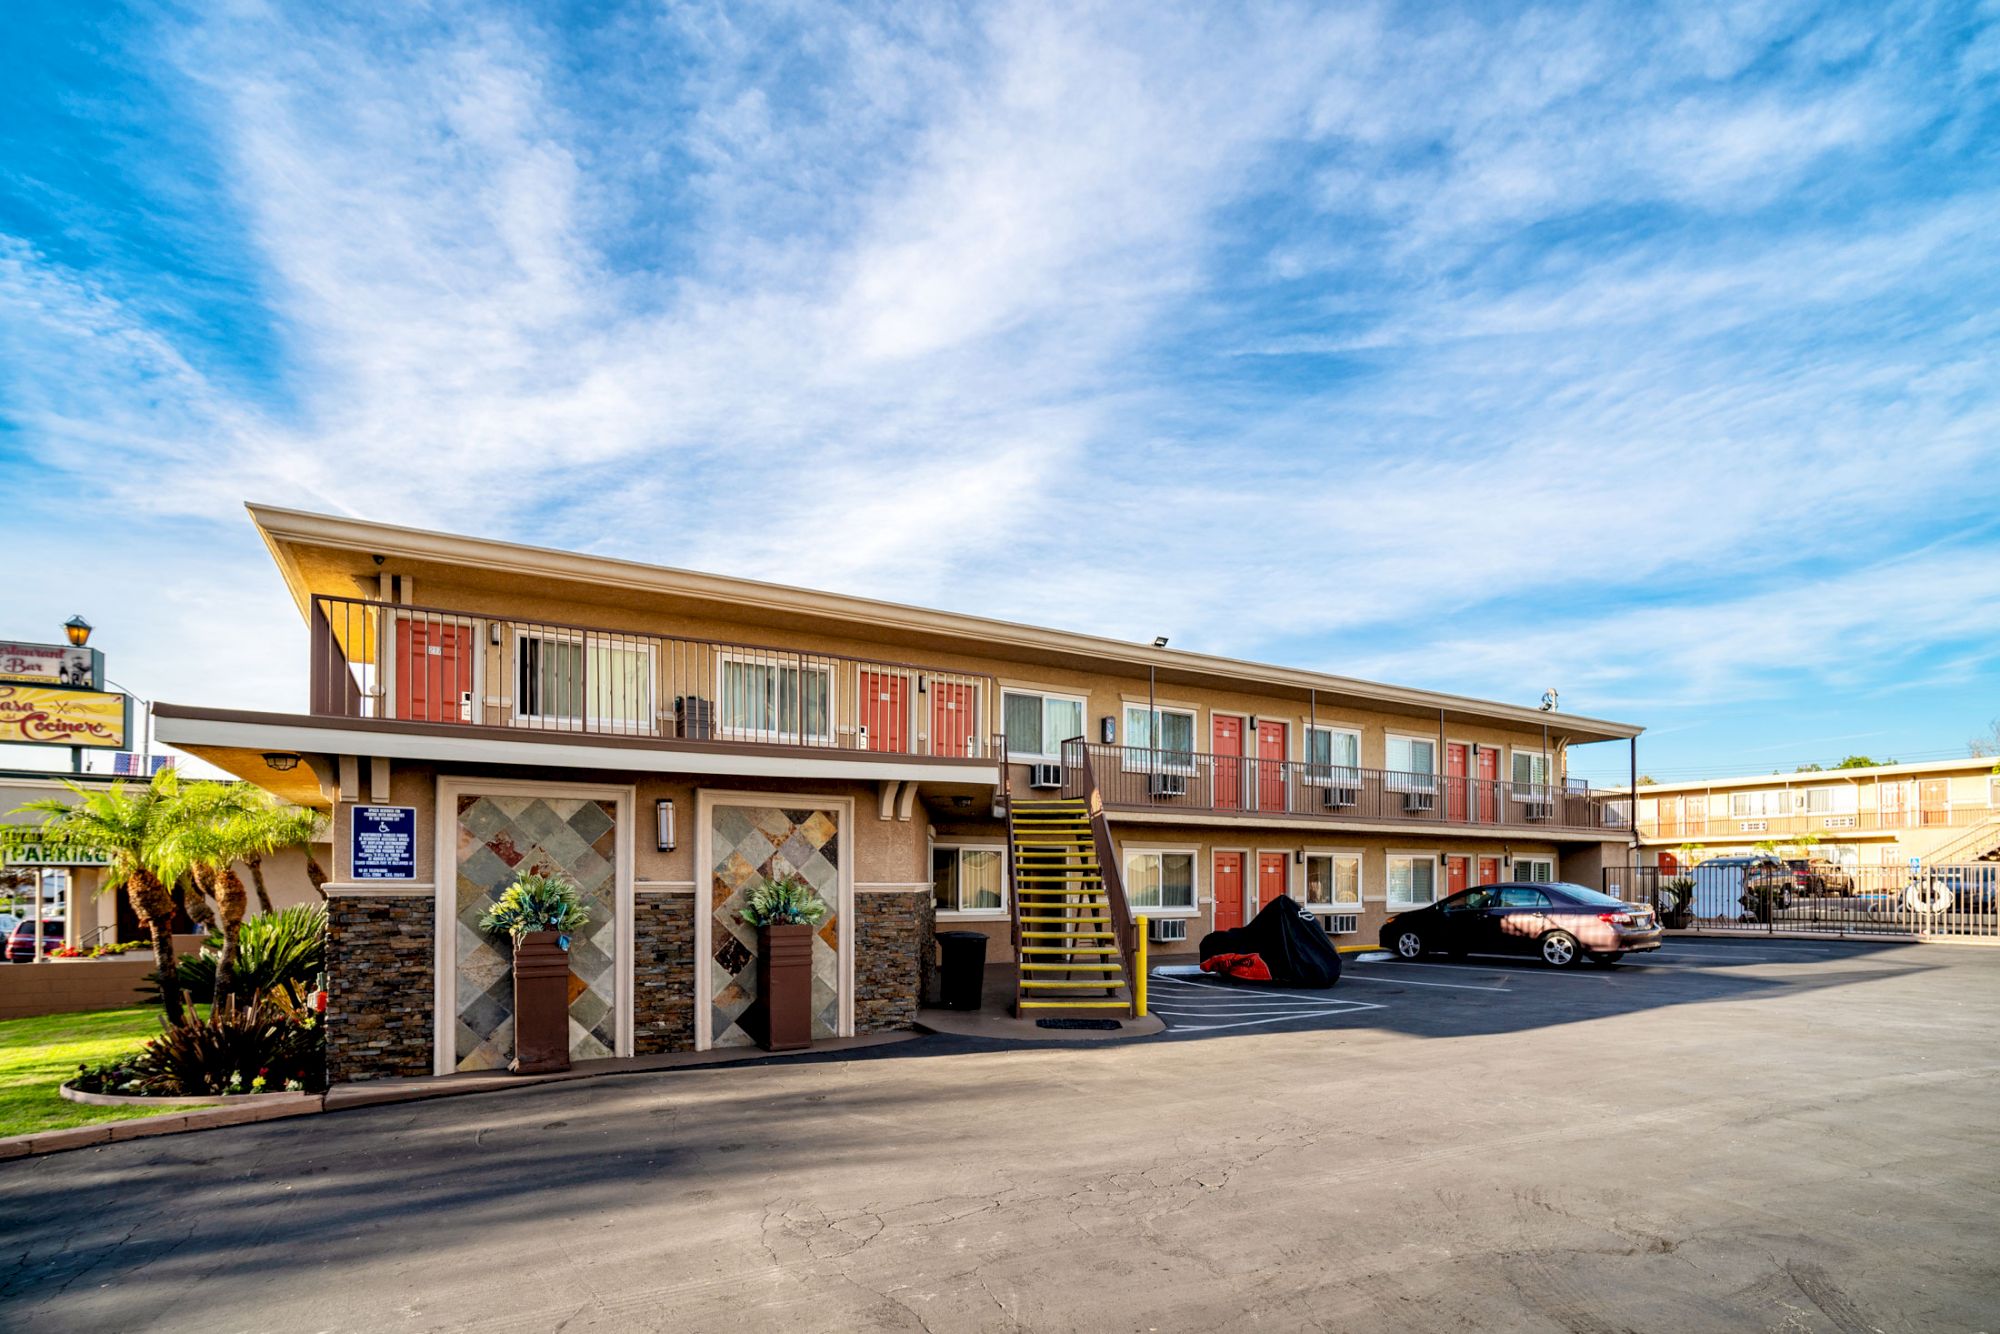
[1036,1018,1122,1031]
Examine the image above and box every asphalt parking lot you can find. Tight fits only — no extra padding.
[3,935,1997,1332]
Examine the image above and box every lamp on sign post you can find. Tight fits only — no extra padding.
[64,616,92,647]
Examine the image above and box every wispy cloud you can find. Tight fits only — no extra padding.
[1,0,1996,775]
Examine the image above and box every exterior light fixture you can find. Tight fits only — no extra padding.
[656,798,676,852]
[1152,636,1169,648]
[1100,716,1116,744]
[1293,849,1304,865]
[262,752,301,772]
[64,616,93,647]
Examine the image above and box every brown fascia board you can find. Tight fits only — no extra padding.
[245,502,1645,744]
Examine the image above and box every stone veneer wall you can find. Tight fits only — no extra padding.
[634,895,697,1054]
[326,896,435,1083]
[855,892,932,1033]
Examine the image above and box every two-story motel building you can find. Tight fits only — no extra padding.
[156,506,1642,1081]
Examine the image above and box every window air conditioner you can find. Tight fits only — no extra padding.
[1322,786,1359,810]
[1402,790,1436,814]
[1149,917,1188,943]
[1148,772,1188,798]
[1027,762,1064,790]
[1524,801,1553,822]
[1323,914,1359,935]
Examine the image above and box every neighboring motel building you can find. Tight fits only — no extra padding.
[1628,759,2000,872]
[157,505,1643,1082]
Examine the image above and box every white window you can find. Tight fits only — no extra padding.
[1386,736,1436,792]
[1001,689,1085,762]
[932,846,1005,916]
[1387,853,1438,908]
[515,631,654,731]
[1515,857,1555,883]
[1730,790,1782,818]
[718,656,832,743]
[1124,706,1197,771]
[1304,727,1362,785]
[1304,852,1363,908]
[1511,748,1550,800]
[1125,851,1197,912]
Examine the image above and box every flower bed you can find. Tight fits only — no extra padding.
[65,1005,327,1101]
[44,942,148,960]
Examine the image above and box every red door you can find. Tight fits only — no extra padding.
[1445,855,1469,897]
[395,619,471,723]
[1213,852,1245,932]
[1213,715,1244,811]
[1256,852,1288,914]
[1476,856,1500,886]
[1657,851,1680,875]
[1445,743,1468,822]
[929,681,977,757]
[1475,747,1499,824]
[858,671,909,752]
[1255,720,1287,812]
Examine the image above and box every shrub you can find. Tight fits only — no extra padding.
[169,904,326,1013]
[738,873,830,927]
[479,871,590,944]
[73,1004,325,1097]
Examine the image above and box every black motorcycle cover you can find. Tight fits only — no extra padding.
[1196,894,1343,988]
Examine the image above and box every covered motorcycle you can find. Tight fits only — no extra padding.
[1197,894,1343,988]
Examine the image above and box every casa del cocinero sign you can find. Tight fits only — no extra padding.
[0,685,128,748]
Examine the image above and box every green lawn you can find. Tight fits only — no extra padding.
[0,1006,204,1139]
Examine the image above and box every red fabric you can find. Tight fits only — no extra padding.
[1200,952,1273,982]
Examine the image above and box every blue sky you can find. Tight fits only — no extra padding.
[2,1,1997,785]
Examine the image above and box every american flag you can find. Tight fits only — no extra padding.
[110,753,174,776]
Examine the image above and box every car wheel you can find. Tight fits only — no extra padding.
[1539,931,1581,968]
[1394,930,1425,960]
[1589,951,1624,967]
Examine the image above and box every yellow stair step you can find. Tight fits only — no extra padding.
[1019,980,1128,990]
[1016,999,1130,1008]
[1019,963,1125,972]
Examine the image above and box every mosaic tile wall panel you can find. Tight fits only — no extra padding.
[709,805,841,1048]
[454,794,619,1071]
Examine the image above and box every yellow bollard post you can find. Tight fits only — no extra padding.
[1135,915,1149,1017]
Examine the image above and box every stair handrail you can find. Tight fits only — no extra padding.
[1921,811,2000,867]
[1066,736,1139,1012]
[1003,734,1024,965]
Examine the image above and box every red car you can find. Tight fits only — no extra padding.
[1380,883,1662,968]
[4,920,67,962]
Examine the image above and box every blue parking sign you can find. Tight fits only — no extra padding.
[351,805,417,880]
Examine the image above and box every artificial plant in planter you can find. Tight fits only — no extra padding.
[478,871,590,1074]
[738,874,831,1052]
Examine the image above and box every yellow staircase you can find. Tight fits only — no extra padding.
[1007,797,1135,1017]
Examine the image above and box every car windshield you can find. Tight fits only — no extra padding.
[1548,883,1629,908]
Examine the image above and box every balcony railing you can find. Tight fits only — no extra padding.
[308,594,1001,760]
[1638,807,1992,841]
[1055,741,1626,833]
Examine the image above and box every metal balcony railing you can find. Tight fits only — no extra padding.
[307,594,1000,760]
[1051,741,1624,833]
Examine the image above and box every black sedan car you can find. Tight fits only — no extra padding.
[1380,882,1662,968]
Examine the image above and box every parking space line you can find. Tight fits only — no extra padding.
[1341,973,1508,992]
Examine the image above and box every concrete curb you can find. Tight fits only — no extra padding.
[0,1030,921,1163]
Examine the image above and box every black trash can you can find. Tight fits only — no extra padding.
[936,930,989,1011]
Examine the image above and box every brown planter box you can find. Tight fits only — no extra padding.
[759,923,815,1052]
[510,932,572,1075]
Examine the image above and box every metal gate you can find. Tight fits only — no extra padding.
[1604,863,2000,939]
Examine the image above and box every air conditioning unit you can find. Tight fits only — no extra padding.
[1323,914,1359,935]
[1322,786,1359,810]
[1825,816,1856,829]
[1027,762,1064,790]
[1740,819,1768,833]
[1524,801,1553,822]
[1149,917,1188,943]
[674,695,714,740]
[1148,772,1188,798]
[459,690,475,723]
[1403,790,1436,814]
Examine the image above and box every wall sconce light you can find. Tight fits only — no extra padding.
[656,798,676,852]
[262,752,301,772]
[1502,843,1512,869]
[916,675,929,694]
[488,621,502,646]
[1100,716,1116,744]
[1293,849,1304,865]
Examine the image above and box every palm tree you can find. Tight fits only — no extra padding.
[236,801,329,910]
[152,780,264,1008]
[12,773,189,1024]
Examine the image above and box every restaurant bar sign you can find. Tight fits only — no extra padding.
[0,685,129,749]
[0,641,103,689]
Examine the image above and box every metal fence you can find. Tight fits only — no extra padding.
[1604,863,2000,940]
